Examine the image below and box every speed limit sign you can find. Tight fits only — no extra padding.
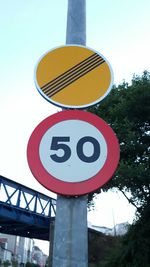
[27,110,119,195]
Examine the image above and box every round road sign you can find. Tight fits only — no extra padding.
[35,45,113,109]
[27,110,119,196]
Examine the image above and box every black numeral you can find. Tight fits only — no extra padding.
[50,136,100,163]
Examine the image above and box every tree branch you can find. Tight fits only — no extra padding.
[120,189,139,210]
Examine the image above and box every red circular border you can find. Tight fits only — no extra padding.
[27,110,120,196]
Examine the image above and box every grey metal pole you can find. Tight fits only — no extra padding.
[66,0,86,45]
[52,1,88,266]
[52,196,88,267]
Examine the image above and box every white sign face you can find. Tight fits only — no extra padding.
[39,120,107,182]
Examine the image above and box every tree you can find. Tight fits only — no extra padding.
[3,261,11,267]
[88,229,119,266]
[11,260,18,267]
[88,71,150,266]
[88,71,150,210]
[103,205,150,267]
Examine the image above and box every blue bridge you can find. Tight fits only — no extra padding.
[0,175,56,241]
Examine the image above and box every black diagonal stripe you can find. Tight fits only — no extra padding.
[43,57,104,96]
[46,59,105,98]
[41,53,102,90]
[42,55,103,93]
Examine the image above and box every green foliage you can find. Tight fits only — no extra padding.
[25,262,40,267]
[3,261,11,267]
[88,71,150,208]
[11,260,18,267]
[45,257,49,267]
[88,229,120,266]
[103,205,150,267]
[88,71,150,266]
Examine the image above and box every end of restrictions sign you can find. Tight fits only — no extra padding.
[35,45,113,109]
[27,110,119,196]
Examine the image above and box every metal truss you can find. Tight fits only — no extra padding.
[0,175,56,240]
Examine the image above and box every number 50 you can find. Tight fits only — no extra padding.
[50,136,100,163]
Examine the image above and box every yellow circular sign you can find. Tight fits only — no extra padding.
[35,45,113,109]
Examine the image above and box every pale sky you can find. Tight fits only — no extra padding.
[0,0,149,254]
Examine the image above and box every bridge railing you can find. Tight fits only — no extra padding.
[0,175,56,218]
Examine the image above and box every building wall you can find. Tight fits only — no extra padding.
[0,236,12,262]
[0,234,34,264]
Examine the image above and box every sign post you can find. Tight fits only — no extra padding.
[53,1,88,266]
[27,1,120,266]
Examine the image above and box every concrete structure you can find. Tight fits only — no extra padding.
[52,1,88,266]
[52,196,88,267]
[0,234,35,265]
[32,245,47,267]
[66,0,86,45]
[0,234,18,261]
[18,236,34,264]
[89,222,130,236]
[114,222,130,236]
[0,237,11,262]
